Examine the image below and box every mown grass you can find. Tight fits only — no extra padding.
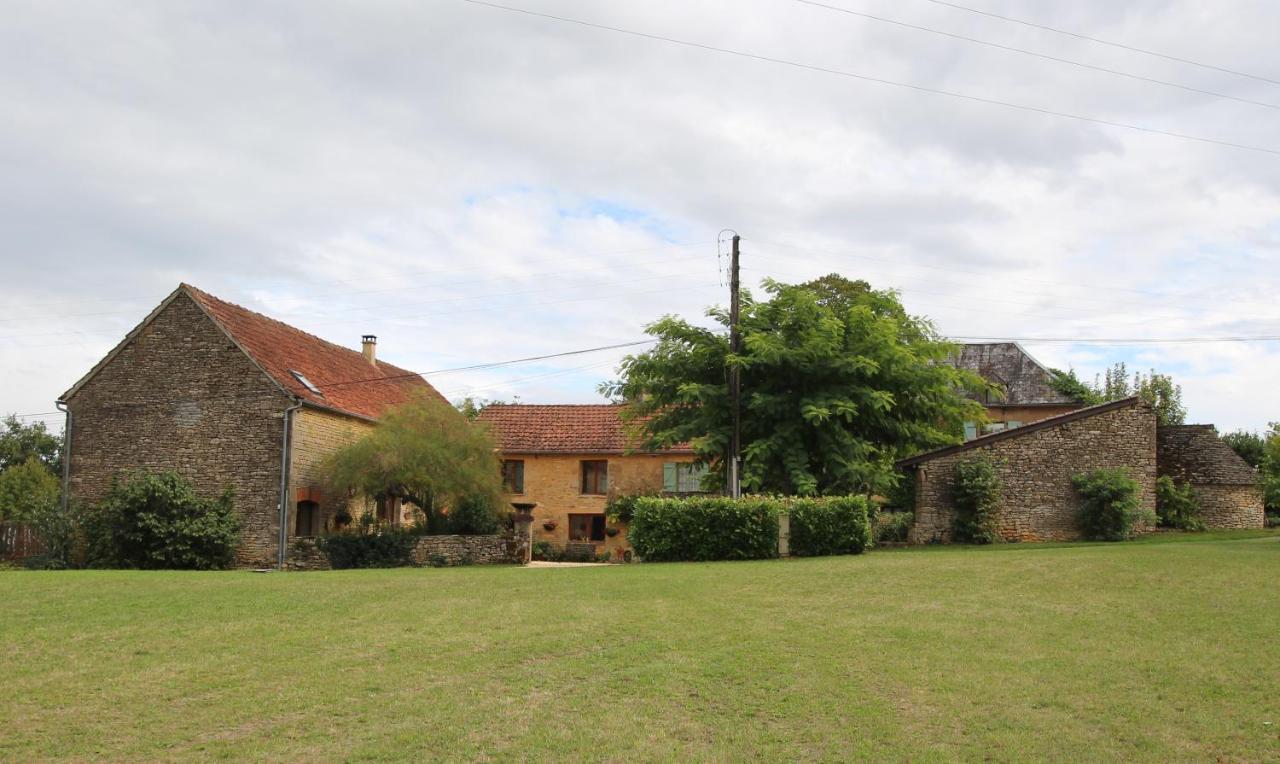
[2,532,1278,762]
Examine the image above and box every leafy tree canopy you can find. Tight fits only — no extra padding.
[1221,430,1267,468]
[0,415,62,475]
[323,394,505,526]
[0,456,60,524]
[601,275,988,497]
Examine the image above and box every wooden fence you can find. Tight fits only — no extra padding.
[0,523,45,563]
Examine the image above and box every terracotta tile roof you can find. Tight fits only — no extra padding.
[476,403,693,454]
[182,284,444,420]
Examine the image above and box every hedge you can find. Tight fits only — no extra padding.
[787,496,872,557]
[628,496,780,562]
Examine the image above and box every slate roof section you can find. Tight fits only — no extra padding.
[897,397,1142,468]
[947,342,1079,406]
[177,284,445,420]
[477,403,694,455]
[1157,425,1259,486]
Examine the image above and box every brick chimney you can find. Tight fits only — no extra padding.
[361,335,377,364]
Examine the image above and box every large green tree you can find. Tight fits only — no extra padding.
[0,415,62,475]
[601,275,987,497]
[1090,363,1187,426]
[0,456,60,523]
[323,394,505,530]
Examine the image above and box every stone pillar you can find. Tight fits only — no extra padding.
[512,509,534,565]
[778,511,790,557]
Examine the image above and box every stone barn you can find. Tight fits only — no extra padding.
[59,283,447,568]
[1157,425,1264,529]
[901,398,1159,543]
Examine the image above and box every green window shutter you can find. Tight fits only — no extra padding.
[663,462,678,492]
[963,422,977,440]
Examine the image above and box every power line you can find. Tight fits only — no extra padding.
[912,0,1280,87]
[792,0,1280,111]
[952,335,1280,344]
[459,0,1280,156]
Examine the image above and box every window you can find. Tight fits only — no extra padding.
[376,496,400,525]
[289,369,324,396]
[580,460,608,495]
[663,462,709,493]
[963,422,978,441]
[296,500,320,537]
[568,513,607,542]
[502,460,525,494]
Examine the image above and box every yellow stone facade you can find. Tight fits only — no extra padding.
[501,451,698,559]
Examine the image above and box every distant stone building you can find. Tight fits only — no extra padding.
[902,398,1158,543]
[899,398,1266,544]
[476,403,700,560]
[1157,425,1264,529]
[60,284,444,568]
[947,342,1085,439]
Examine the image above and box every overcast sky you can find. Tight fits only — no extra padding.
[2,0,1278,433]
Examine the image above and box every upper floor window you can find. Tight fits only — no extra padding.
[502,460,525,494]
[664,462,709,493]
[580,460,608,495]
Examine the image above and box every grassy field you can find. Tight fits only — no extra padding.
[2,532,1278,762]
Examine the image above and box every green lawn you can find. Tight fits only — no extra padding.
[2,532,1278,762]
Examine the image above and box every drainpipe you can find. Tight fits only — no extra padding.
[277,400,303,569]
[55,400,71,514]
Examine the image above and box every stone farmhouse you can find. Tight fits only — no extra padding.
[475,403,700,560]
[900,397,1264,543]
[60,284,444,568]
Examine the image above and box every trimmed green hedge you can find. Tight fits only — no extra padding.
[628,496,780,562]
[788,496,872,557]
[628,495,873,562]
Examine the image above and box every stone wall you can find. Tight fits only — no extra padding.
[66,292,292,568]
[286,525,531,571]
[1157,425,1263,529]
[1195,485,1266,529]
[502,451,698,560]
[908,400,1158,543]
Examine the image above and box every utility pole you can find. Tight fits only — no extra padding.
[728,233,742,499]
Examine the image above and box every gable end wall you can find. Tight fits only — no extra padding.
[65,292,291,567]
[909,402,1157,543]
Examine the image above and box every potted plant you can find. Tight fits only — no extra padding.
[604,525,620,537]
[542,520,558,532]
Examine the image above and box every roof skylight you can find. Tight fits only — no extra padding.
[290,369,324,396]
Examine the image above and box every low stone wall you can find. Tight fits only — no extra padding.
[286,520,532,571]
[908,400,1158,544]
[410,534,514,566]
[1196,485,1265,529]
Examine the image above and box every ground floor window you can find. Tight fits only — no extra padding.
[296,500,320,537]
[376,496,400,525]
[568,513,606,542]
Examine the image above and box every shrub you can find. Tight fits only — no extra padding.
[875,510,914,544]
[85,471,240,570]
[952,456,1002,544]
[0,456,61,524]
[531,540,558,561]
[787,496,871,556]
[444,494,500,535]
[28,500,85,569]
[317,528,416,569]
[628,496,780,562]
[1155,476,1205,531]
[1073,468,1148,541]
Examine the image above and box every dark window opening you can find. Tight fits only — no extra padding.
[568,513,607,542]
[580,460,608,495]
[502,460,525,494]
[376,496,400,525]
[296,500,320,537]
